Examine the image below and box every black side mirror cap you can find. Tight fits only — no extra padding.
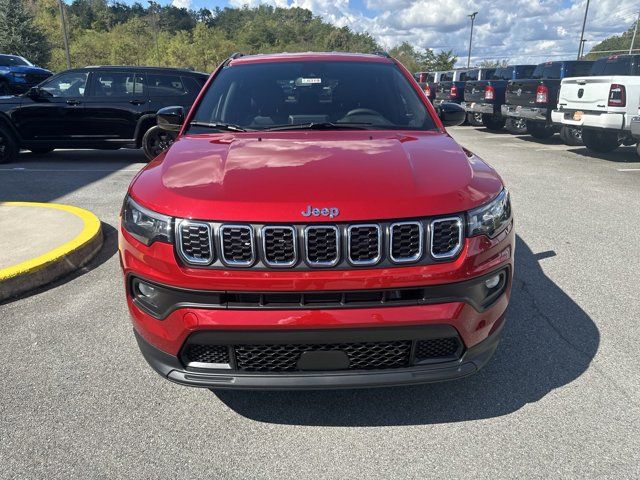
[437,102,466,127]
[157,106,184,132]
[26,87,42,99]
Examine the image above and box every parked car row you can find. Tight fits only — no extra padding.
[0,57,208,163]
[416,54,640,157]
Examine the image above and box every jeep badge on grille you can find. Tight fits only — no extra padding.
[301,205,339,218]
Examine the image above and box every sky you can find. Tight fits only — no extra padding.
[134,0,639,66]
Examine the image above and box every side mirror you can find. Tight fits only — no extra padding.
[26,87,42,99]
[437,102,466,127]
[157,106,184,132]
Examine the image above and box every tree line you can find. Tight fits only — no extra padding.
[1,0,457,73]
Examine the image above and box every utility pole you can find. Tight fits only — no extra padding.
[579,39,586,59]
[629,10,640,54]
[58,0,71,69]
[467,11,478,68]
[148,1,161,66]
[578,0,590,60]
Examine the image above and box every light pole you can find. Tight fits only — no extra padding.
[578,0,590,60]
[467,12,478,69]
[579,39,586,59]
[629,10,640,54]
[58,0,71,69]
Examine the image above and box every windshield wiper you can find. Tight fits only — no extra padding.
[264,122,373,131]
[189,121,251,132]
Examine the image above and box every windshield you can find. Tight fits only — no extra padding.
[190,60,436,131]
[590,56,635,75]
[531,62,562,79]
[0,55,30,67]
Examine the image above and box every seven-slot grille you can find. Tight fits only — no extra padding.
[220,225,255,265]
[305,226,339,266]
[177,221,213,264]
[262,226,297,266]
[176,217,463,269]
[430,218,463,259]
[348,224,381,265]
[390,222,423,262]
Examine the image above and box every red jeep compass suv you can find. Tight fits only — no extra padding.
[119,52,514,389]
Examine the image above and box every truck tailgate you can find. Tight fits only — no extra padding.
[558,76,615,111]
[506,79,539,107]
[435,81,453,102]
[464,81,488,103]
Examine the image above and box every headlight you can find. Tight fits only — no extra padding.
[121,196,173,245]
[467,189,512,238]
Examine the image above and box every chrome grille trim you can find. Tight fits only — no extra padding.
[261,226,298,267]
[176,220,214,265]
[304,225,340,267]
[219,224,255,266]
[389,221,423,263]
[347,224,382,266]
[430,216,463,259]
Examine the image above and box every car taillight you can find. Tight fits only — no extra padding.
[450,85,458,98]
[535,84,548,104]
[608,84,626,107]
[484,85,495,100]
[425,85,431,97]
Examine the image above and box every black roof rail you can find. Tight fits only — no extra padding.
[222,52,245,67]
[373,51,391,58]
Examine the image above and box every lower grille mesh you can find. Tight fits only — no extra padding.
[184,344,230,364]
[183,336,464,372]
[234,340,411,372]
[415,337,460,360]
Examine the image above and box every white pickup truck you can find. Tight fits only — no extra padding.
[551,55,640,154]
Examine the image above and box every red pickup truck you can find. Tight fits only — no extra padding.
[119,52,514,390]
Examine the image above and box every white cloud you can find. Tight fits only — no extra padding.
[172,0,192,8]
[225,0,640,66]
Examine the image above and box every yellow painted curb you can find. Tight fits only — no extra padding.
[0,202,102,281]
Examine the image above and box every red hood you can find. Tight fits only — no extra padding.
[130,130,503,222]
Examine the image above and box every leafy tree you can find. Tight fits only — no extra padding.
[586,24,640,59]
[477,59,509,68]
[0,0,50,66]
[432,50,457,70]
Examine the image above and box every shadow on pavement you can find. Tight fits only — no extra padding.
[0,149,146,203]
[0,222,119,306]
[513,134,565,145]
[566,146,637,163]
[214,236,599,426]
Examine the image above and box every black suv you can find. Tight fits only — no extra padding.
[0,66,208,163]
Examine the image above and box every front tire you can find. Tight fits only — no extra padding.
[142,125,177,161]
[0,126,18,164]
[581,128,621,153]
[560,126,582,146]
[505,117,527,135]
[467,112,483,126]
[482,114,506,131]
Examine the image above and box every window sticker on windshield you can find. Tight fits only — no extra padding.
[300,78,322,84]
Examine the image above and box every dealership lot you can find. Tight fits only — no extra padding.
[1,127,639,478]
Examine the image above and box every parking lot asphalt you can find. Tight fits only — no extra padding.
[1,129,639,479]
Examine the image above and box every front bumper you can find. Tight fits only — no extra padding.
[461,101,495,114]
[135,318,504,389]
[551,109,626,131]
[501,105,547,121]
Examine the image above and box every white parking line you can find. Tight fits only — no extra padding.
[617,168,640,172]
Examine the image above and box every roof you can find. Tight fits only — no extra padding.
[79,65,208,75]
[229,52,393,66]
